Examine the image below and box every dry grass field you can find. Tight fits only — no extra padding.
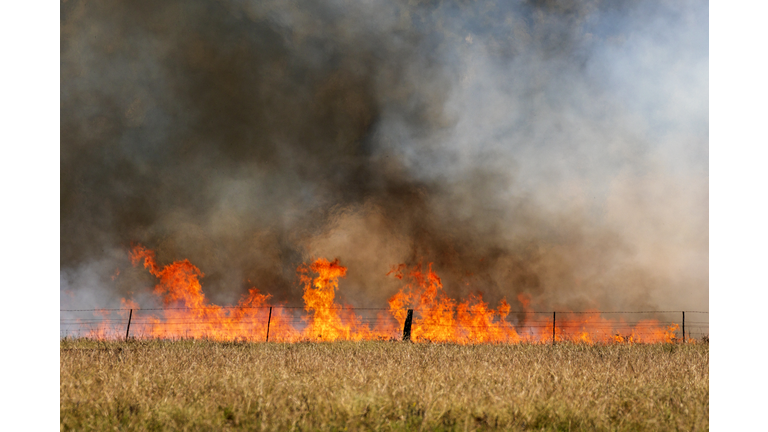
[60,339,708,431]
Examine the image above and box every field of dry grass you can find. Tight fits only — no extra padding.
[60,339,708,431]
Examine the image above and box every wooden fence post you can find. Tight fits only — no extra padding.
[402,309,414,341]
[265,307,273,342]
[682,311,685,344]
[125,309,133,341]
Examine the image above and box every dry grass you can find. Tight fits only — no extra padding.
[60,339,708,431]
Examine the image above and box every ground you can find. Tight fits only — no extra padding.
[60,339,708,431]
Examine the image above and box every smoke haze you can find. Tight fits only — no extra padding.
[60,0,708,313]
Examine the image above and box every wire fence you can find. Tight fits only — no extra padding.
[60,306,708,344]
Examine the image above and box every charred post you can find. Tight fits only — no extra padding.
[266,306,273,342]
[682,311,685,344]
[125,309,133,341]
[402,309,414,341]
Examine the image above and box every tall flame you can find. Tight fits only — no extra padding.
[387,263,519,344]
[300,258,351,341]
[125,245,299,341]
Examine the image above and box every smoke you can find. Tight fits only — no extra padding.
[61,0,708,312]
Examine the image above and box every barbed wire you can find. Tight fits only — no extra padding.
[60,305,709,342]
[60,321,709,329]
[61,307,709,314]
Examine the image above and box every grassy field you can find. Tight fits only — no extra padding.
[60,339,708,431]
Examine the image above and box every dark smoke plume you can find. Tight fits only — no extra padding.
[61,0,708,313]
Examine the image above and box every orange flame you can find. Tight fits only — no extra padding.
[300,258,351,341]
[76,245,691,344]
[387,263,520,344]
[123,245,298,341]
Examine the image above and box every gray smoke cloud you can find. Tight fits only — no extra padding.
[61,0,708,313]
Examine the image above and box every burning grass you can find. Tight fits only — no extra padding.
[60,339,708,431]
[70,245,694,345]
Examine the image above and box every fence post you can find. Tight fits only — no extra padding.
[402,309,414,341]
[265,307,273,342]
[125,309,133,341]
[552,311,556,345]
[682,311,685,344]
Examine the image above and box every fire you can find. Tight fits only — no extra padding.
[88,245,396,341]
[541,313,682,344]
[300,258,349,341]
[77,244,690,344]
[299,258,395,341]
[124,245,299,341]
[387,263,520,344]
